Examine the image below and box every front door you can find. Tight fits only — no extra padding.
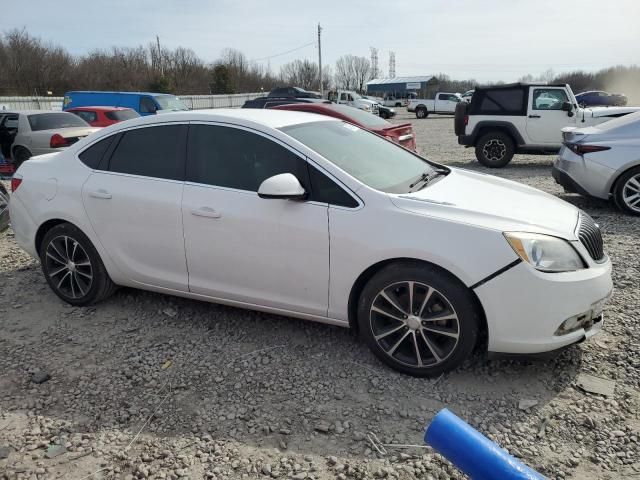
[182,123,330,316]
[526,87,572,145]
[81,124,189,291]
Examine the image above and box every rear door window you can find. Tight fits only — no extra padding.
[78,136,115,169]
[107,125,187,180]
[105,110,139,121]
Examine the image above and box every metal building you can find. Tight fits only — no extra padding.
[366,75,440,100]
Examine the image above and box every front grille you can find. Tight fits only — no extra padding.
[577,213,605,262]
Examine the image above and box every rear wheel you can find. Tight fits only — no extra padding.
[613,166,640,216]
[40,223,117,305]
[415,106,429,119]
[475,131,515,168]
[357,262,480,377]
[12,147,31,170]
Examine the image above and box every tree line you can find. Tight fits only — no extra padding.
[1,29,638,99]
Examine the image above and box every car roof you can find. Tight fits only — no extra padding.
[476,82,568,90]
[64,91,174,97]
[109,108,336,130]
[0,110,73,115]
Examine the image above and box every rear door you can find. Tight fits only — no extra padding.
[82,123,189,291]
[526,87,571,145]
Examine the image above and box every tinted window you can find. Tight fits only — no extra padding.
[308,165,358,208]
[4,115,18,129]
[475,88,525,115]
[187,125,306,192]
[28,112,88,131]
[78,136,115,169]
[105,110,139,121]
[108,125,185,180]
[139,97,157,114]
[72,110,97,124]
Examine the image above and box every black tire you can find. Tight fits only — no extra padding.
[415,106,429,119]
[380,110,389,119]
[357,262,480,377]
[475,131,515,168]
[12,146,32,170]
[613,166,640,216]
[40,223,117,306]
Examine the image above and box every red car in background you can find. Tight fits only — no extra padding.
[272,103,417,151]
[65,106,139,127]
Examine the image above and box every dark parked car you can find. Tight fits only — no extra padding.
[242,97,329,109]
[575,91,627,107]
[268,86,321,98]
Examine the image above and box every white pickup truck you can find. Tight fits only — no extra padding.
[407,92,463,118]
[327,90,379,114]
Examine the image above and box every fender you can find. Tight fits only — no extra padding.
[467,121,526,146]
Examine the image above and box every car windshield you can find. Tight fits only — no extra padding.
[155,96,188,111]
[281,121,436,193]
[28,112,89,131]
[329,104,391,128]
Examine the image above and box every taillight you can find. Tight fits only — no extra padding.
[463,115,469,126]
[11,176,22,192]
[50,133,68,148]
[565,143,610,156]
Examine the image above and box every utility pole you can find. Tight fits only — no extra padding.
[156,35,164,76]
[317,23,323,97]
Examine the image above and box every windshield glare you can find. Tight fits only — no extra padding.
[156,96,188,111]
[281,121,435,193]
[330,104,390,128]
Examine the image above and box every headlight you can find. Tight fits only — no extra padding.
[363,105,371,111]
[504,232,585,272]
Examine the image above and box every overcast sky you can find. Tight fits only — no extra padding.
[2,0,639,82]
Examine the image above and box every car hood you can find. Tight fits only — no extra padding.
[389,168,580,239]
[584,106,640,118]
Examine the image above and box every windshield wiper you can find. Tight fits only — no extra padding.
[409,169,447,190]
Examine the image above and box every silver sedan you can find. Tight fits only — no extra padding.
[0,110,99,168]
[553,111,640,215]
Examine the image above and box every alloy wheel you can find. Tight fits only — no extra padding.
[369,281,460,368]
[622,174,640,212]
[45,235,93,299]
[482,139,506,162]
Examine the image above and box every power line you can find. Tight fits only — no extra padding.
[251,41,316,62]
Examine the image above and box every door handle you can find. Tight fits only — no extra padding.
[89,189,112,199]
[528,114,541,118]
[191,207,221,219]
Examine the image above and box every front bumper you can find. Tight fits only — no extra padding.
[552,147,615,200]
[475,257,613,354]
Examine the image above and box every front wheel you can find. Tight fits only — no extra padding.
[415,106,429,119]
[613,166,640,215]
[40,223,117,305]
[357,262,480,377]
[475,131,515,168]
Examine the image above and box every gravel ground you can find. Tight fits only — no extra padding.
[1,112,639,480]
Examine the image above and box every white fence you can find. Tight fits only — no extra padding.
[0,93,264,112]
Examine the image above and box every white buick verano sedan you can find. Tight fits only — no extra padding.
[9,109,613,376]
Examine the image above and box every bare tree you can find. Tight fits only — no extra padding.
[335,55,371,92]
[279,59,319,90]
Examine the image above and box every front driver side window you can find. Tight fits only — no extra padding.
[187,124,307,192]
[532,89,568,110]
[340,93,348,101]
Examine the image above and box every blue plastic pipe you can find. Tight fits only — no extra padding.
[424,408,546,480]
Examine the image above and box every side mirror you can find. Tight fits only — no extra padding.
[258,173,306,200]
[562,101,574,117]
